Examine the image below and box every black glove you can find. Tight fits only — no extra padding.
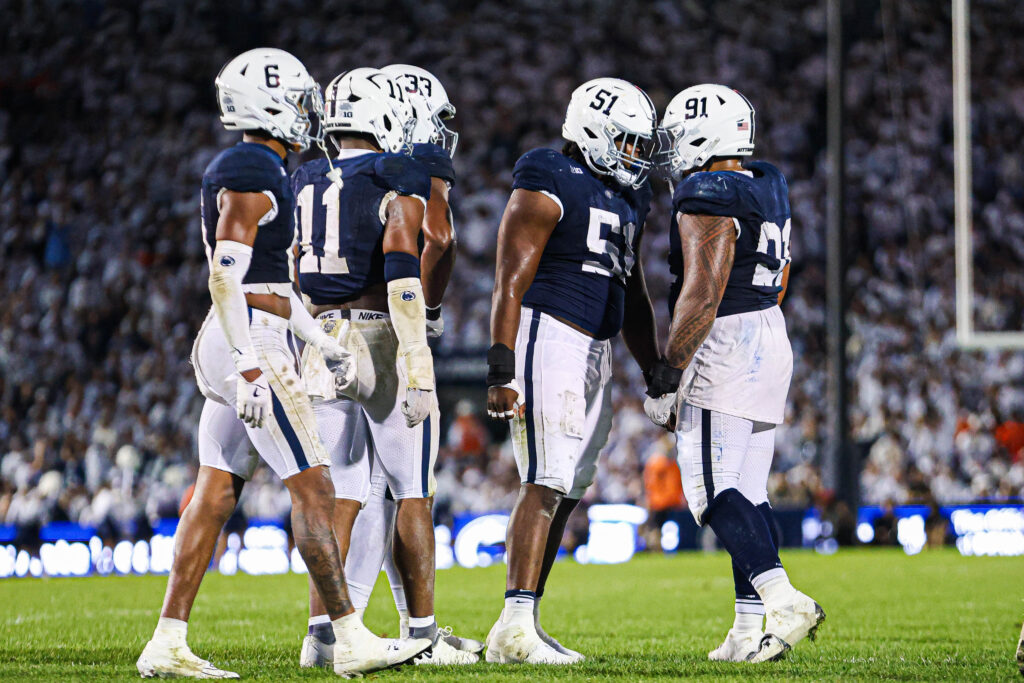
[487,343,516,387]
[644,358,683,398]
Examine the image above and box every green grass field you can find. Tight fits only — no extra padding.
[2,548,1022,681]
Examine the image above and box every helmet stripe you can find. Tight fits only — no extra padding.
[734,89,755,144]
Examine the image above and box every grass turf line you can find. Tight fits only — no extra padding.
[1,548,1022,681]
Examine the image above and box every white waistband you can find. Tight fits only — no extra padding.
[317,309,390,322]
[521,306,605,346]
[242,282,293,297]
[249,307,289,329]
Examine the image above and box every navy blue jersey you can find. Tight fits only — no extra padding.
[200,142,294,284]
[668,161,791,318]
[293,151,432,304]
[512,148,652,340]
[412,142,456,187]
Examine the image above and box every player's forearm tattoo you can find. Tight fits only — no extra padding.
[665,214,736,370]
[292,512,352,617]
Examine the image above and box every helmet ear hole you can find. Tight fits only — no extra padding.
[689,137,707,147]
[264,108,281,115]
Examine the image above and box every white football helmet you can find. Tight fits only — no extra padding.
[215,48,323,151]
[322,68,415,154]
[381,64,458,156]
[561,78,657,189]
[658,84,755,181]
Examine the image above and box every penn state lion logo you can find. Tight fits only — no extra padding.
[322,319,337,334]
[401,291,416,302]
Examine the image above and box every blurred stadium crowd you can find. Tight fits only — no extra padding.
[2,0,1023,544]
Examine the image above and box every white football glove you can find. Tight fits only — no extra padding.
[487,380,523,421]
[317,336,356,393]
[644,393,676,431]
[402,388,435,427]
[236,372,272,428]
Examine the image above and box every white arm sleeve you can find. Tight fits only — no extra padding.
[386,277,435,390]
[288,289,328,349]
[208,240,258,373]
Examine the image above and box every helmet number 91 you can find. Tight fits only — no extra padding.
[684,97,708,119]
[589,89,619,116]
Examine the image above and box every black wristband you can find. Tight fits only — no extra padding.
[645,358,683,398]
[487,343,516,386]
[426,304,442,321]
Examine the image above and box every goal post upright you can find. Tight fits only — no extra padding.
[953,0,1024,349]
[953,0,976,347]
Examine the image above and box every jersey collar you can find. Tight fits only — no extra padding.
[334,148,375,160]
[238,141,286,167]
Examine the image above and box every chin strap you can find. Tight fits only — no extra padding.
[317,137,345,189]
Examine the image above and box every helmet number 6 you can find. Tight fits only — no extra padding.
[265,64,280,88]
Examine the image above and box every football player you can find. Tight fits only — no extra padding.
[649,84,824,662]
[485,78,662,664]
[326,63,484,661]
[136,49,430,679]
[1017,622,1024,676]
[293,68,475,667]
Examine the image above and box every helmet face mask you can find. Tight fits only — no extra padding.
[215,48,324,152]
[562,78,657,189]
[381,64,459,157]
[322,68,415,155]
[657,84,755,182]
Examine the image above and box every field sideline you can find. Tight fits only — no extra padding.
[2,548,1022,681]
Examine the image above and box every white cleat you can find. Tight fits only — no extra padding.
[486,618,577,665]
[438,625,485,655]
[535,618,584,662]
[299,633,333,669]
[708,629,762,662]
[333,622,430,678]
[414,631,479,665]
[137,639,239,679]
[747,592,825,663]
[484,617,502,663]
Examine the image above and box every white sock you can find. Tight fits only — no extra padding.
[346,580,373,612]
[752,569,796,607]
[332,611,366,641]
[308,614,331,628]
[504,594,535,623]
[408,615,435,629]
[391,583,408,614]
[732,603,765,635]
[398,609,410,639]
[154,617,187,642]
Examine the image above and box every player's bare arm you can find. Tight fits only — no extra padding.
[208,188,282,413]
[383,193,427,255]
[486,188,561,419]
[620,240,660,375]
[664,212,736,370]
[420,177,456,308]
